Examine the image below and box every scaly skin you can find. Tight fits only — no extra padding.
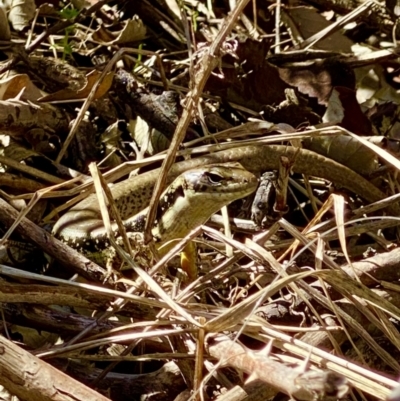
[54,145,399,243]
[53,163,258,256]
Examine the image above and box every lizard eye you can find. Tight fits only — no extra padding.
[206,172,224,184]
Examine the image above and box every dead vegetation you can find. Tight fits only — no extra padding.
[0,0,400,400]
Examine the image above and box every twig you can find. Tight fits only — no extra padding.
[143,0,252,244]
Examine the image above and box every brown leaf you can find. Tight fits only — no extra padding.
[0,74,43,101]
[38,70,114,102]
[91,16,146,45]
[304,135,378,175]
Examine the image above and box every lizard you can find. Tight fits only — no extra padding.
[53,162,258,265]
[53,144,399,264]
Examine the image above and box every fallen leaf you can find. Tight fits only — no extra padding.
[0,74,43,101]
[38,70,114,102]
[91,16,146,45]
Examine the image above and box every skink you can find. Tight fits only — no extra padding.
[53,145,399,258]
[53,162,258,262]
